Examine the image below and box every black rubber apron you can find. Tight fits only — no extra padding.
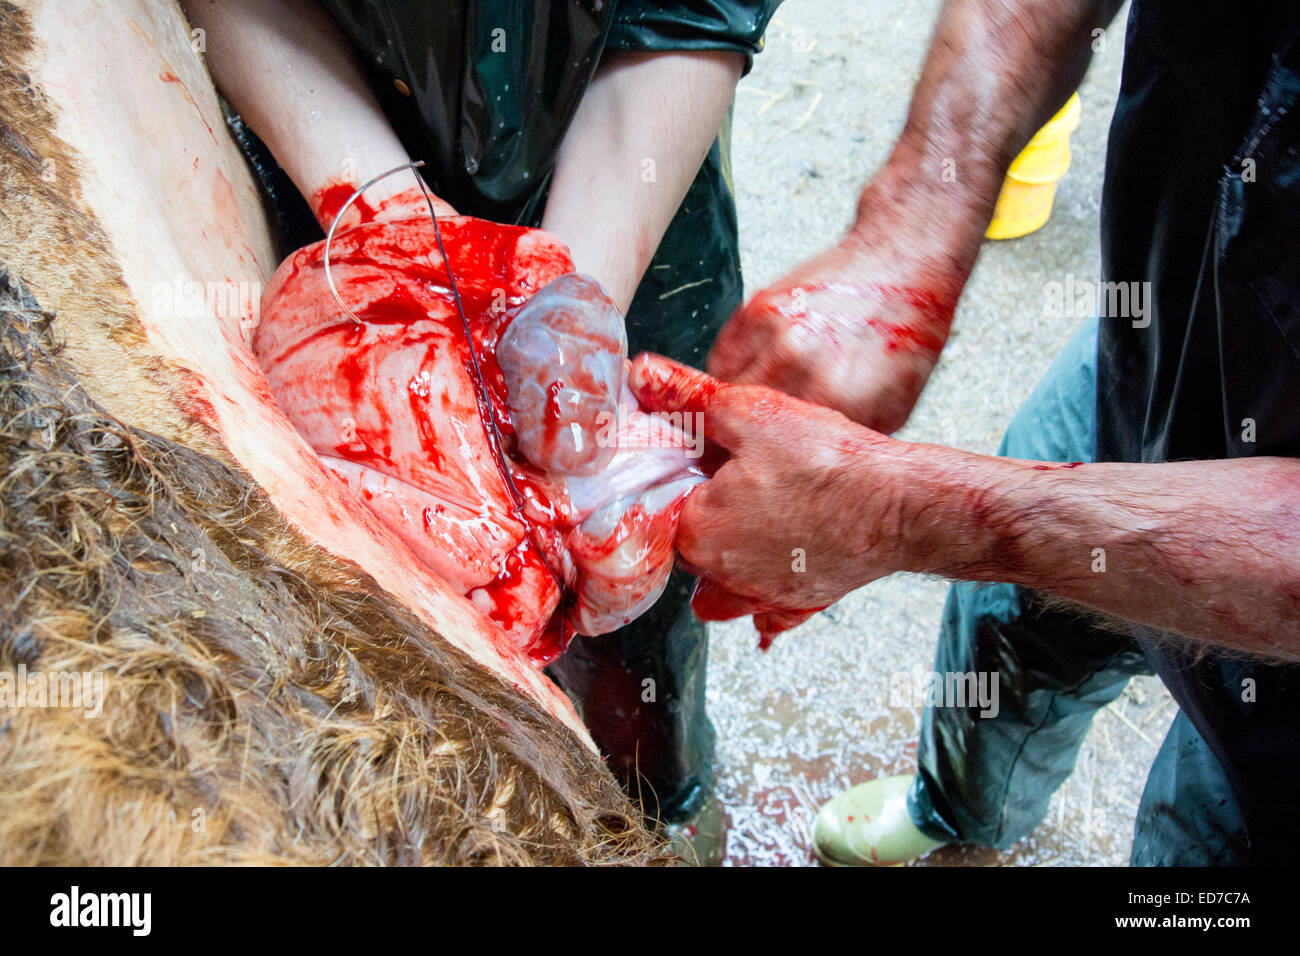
[1097,0,1300,863]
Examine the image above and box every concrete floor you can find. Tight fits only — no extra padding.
[712,0,1176,866]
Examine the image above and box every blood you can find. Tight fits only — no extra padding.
[545,380,565,421]
[570,503,674,564]
[481,549,527,631]
[157,69,217,142]
[511,468,575,527]
[542,379,569,455]
[255,211,699,663]
[863,316,947,354]
[764,281,956,356]
[689,580,824,652]
[867,282,958,315]
[475,542,565,663]
[310,178,378,230]
[407,349,449,475]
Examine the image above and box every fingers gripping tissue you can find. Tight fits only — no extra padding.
[254,213,704,664]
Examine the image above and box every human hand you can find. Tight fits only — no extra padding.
[708,0,1104,437]
[708,182,970,434]
[629,352,927,644]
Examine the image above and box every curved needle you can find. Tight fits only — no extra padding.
[323,159,429,324]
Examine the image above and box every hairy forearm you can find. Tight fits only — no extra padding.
[541,50,743,313]
[855,0,1125,278]
[184,0,428,226]
[893,449,1300,660]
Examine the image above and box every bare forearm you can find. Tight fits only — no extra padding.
[855,0,1124,278]
[895,450,1300,660]
[541,50,743,312]
[184,0,428,226]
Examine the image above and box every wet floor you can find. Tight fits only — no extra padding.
[707,580,1175,866]
[712,0,1172,866]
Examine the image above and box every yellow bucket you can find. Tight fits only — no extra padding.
[986,93,1082,240]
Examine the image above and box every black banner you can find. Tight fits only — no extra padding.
[0,865,1275,942]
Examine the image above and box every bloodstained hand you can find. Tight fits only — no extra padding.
[629,352,920,648]
[707,218,964,435]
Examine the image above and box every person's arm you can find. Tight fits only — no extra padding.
[540,50,744,314]
[630,354,1300,663]
[709,0,1126,433]
[183,0,453,229]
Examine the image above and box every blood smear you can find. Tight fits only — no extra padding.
[254,212,702,664]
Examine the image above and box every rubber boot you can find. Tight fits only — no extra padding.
[812,775,946,866]
[664,793,727,866]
